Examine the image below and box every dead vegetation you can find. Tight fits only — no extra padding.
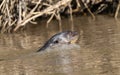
[0,0,119,33]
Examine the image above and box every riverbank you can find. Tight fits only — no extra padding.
[0,0,119,33]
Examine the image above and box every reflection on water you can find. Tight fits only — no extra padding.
[0,15,120,75]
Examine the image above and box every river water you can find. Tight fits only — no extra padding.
[0,15,120,75]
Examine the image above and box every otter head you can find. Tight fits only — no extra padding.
[52,31,79,44]
[37,31,79,52]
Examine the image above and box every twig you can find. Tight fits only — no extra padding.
[46,12,55,28]
[18,0,22,24]
[0,0,5,9]
[81,0,95,20]
[54,9,62,31]
[115,3,120,19]
[68,3,74,31]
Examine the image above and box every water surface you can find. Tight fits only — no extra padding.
[0,15,120,75]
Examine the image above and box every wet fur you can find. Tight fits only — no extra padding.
[37,32,63,52]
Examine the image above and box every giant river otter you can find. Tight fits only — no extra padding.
[37,31,79,52]
[0,31,79,61]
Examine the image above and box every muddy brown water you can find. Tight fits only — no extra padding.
[0,15,120,75]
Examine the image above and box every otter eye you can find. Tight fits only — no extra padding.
[54,40,59,44]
